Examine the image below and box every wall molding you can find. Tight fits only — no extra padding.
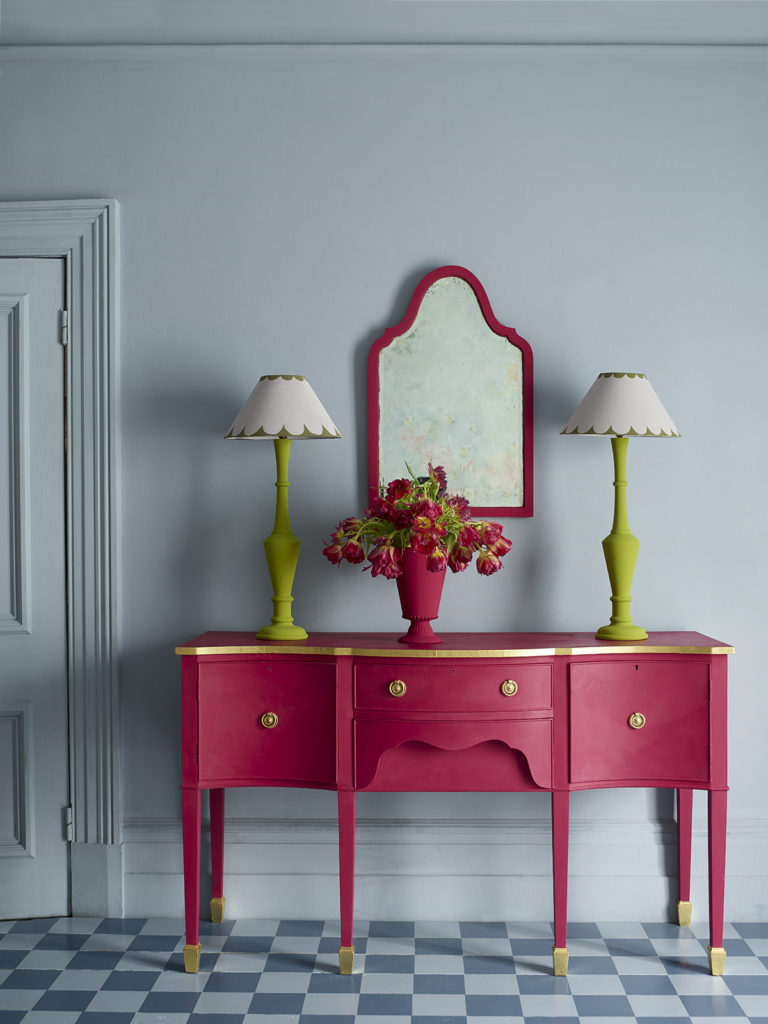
[0,701,34,857]
[0,200,121,913]
[0,294,29,634]
[122,814,768,921]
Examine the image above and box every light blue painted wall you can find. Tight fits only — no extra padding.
[0,43,766,917]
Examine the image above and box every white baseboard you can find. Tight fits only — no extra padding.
[120,815,768,922]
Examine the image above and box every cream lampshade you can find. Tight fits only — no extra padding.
[561,372,679,641]
[226,374,341,640]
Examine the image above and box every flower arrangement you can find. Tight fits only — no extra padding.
[322,464,512,579]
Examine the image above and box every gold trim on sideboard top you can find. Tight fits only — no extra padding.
[175,643,734,658]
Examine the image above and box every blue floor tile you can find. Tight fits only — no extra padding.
[573,993,634,1016]
[604,937,657,958]
[9,919,59,933]
[67,951,124,971]
[357,992,413,1015]
[734,922,768,938]
[204,972,262,991]
[140,991,201,1013]
[368,921,415,938]
[248,992,305,1014]
[724,973,768,994]
[465,993,523,1015]
[679,993,747,1016]
[1,969,61,989]
[415,937,464,956]
[35,932,89,951]
[102,971,159,990]
[463,955,515,974]
[0,951,26,970]
[94,919,147,934]
[620,973,677,994]
[34,990,95,1011]
[563,955,618,975]
[459,921,508,938]
[518,975,571,995]
[78,1014,135,1024]
[276,920,324,937]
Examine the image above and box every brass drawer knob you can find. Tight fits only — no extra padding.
[260,711,278,729]
[628,712,646,730]
[389,679,406,697]
[501,680,518,697]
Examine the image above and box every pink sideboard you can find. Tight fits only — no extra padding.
[176,631,732,977]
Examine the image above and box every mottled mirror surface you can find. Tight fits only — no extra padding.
[378,275,523,507]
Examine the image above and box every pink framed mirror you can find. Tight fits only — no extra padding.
[368,266,533,517]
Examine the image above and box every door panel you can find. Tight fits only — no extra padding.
[0,258,68,918]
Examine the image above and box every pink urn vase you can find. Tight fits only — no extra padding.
[396,548,446,645]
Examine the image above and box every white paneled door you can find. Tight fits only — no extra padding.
[0,258,69,918]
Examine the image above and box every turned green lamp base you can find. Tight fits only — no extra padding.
[596,622,648,641]
[258,622,308,641]
[596,436,648,643]
[257,438,308,642]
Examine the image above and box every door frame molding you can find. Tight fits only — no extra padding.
[0,199,121,913]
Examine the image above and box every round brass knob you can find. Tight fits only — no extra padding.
[501,680,518,697]
[260,711,278,729]
[628,712,646,730]
[389,679,406,697]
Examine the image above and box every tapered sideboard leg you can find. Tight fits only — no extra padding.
[707,789,727,975]
[182,786,202,972]
[338,789,355,974]
[676,788,693,927]
[210,788,226,923]
[552,790,570,976]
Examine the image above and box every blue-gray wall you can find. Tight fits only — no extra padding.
[1,41,766,919]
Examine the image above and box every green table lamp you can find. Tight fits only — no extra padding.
[561,372,679,641]
[226,374,341,640]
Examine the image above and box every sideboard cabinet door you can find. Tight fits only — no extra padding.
[569,660,710,786]
[197,660,336,787]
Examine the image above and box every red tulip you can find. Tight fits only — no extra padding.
[480,521,503,545]
[426,547,448,572]
[489,535,512,557]
[476,549,503,575]
[386,478,412,501]
[342,540,365,564]
[322,541,344,565]
[458,524,481,548]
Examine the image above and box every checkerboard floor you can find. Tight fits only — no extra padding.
[2,917,768,1023]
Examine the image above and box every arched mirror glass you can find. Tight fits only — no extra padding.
[368,266,533,516]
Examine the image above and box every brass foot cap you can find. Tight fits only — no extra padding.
[708,945,726,975]
[677,900,692,927]
[339,945,355,974]
[210,896,226,923]
[552,946,569,976]
[183,943,202,973]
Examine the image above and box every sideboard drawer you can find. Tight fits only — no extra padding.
[354,661,552,713]
[197,660,336,786]
[355,717,553,791]
[569,661,710,785]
